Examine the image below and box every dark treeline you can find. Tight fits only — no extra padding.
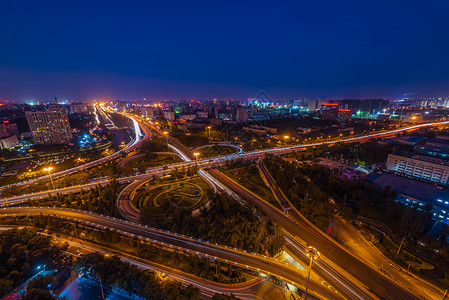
[0,229,67,298]
[264,155,449,287]
[140,193,285,257]
[264,155,432,236]
[75,252,200,300]
[27,180,122,218]
[14,214,247,284]
[173,134,209,148]
[139,137,168,153]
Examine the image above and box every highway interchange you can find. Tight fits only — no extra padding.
[1,114,449,299]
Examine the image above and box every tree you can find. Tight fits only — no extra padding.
[0,279,12,297]
[212,293,240,299]
[22,288,58,300]
[399,208,428,239]
[27,274,54,290]
[137,164,146,174]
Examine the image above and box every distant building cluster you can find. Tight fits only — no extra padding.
[319,103,352,122]
[69,103,90,114]
[120,99,251,132]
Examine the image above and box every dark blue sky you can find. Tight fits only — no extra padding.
[1,0,449,101]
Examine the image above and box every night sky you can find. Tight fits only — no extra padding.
[1,0,449,101]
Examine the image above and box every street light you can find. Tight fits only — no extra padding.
[193,152,200,173]
[163,131,169,147]
[283,135,289,145]
[207,126,212,141]
[304,246,320,300]
[43,167,55,191]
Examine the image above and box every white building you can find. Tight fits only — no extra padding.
[0,135,18,149]
[386,154,449,186]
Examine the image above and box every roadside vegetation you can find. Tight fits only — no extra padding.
[26,180,123,218]
[75,252,200,300]
[221,161,280,209]
[0,228,68,299]
[264,155,449,288]
[133,177,212,211]
[196,145,238,158]
[173,133,209,148]
[292,139,411,166]
[140,192,285,257]
[0,216,248,285]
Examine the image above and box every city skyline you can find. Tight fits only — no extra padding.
[1,1,449,101]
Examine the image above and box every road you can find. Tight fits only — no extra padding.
[45,231,288,300]
[115,159,378,299]
[3,119,449,203]
[2,118,449,299]
[257,158,444,299]
[209,167,422,300]
[145,120,195,160]
[1,110,150,190]
[0,206,342,300]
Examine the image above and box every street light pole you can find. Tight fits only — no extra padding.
[207,126,211,141]
[163,131,169,147]
[193,152,200,173]
[397,237,406,256]
[43,167,55,190]
[304,246,320,300]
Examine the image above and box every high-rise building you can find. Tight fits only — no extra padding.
[0,122,19,138]
[5,122,19,136]
[144,107,155,119]
[236,108,249,122]
[26,106,73,145]
[0,123,8,138]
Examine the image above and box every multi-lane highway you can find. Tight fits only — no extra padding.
[1,109,150,191]
[44,231,282,300]
[208,168,421,300]
[3,119,449,203]
[2,118,449,299]
[0,206,340,300]
[257,158,443,300]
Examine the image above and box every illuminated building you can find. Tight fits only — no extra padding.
[386,154,449,186]
[0,122,18,138]
[320,103,352,122]
[26,105,73,145]
[0,135,18,149]
[0,123,8,138]
[163,111,175,121]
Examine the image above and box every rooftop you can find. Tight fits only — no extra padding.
[365,172,449,208]
[379,135,426,145]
